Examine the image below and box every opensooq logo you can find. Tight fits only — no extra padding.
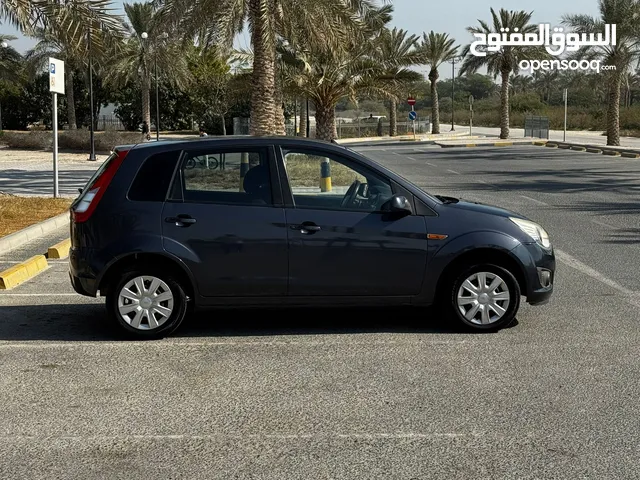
[469,23,617,56]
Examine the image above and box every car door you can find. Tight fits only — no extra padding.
[279,146,428,297]
[162,145,288,297]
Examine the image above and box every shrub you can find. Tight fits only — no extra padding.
[0,130,144,152]
[0,131,51,149]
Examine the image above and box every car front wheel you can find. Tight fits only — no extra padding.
[448,264,521,331]
[106,270,188,339]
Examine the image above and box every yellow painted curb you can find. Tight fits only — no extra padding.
[494,142,513,146]
[0,255,48,290]
[47,238,71,259]
[586,148,602,153]
[533,141,547,146]
[558,144,571,149]
[570,146,587,151]
[545,143,558,148]
[621,152,640,158]
[602,150,621,156]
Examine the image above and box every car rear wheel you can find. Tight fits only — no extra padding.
[106,270,188,339]
[447,264,521,331]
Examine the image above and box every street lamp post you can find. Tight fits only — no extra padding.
[0,41,8,131]
[450,56,457,132]
[87,29,96,161]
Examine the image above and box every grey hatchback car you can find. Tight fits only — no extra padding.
[69,137,555,338]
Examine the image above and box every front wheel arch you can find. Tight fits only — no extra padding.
[435,248,528,302]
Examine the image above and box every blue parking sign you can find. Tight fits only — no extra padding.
[50,63,55,74]
[409,111,417,121]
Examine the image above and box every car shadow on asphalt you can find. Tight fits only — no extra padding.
[0,303,518,341]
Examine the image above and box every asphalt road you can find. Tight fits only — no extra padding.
[1,145,639,478]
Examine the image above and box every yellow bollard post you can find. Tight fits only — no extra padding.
[239,152,249,192]
[320,158,332,192]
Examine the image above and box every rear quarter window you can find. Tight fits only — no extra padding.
[128,150,181,202]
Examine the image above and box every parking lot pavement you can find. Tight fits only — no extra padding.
[1,145,640,478]
[0,149,104,197]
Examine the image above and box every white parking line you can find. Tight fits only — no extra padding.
[519,195,549,206]
[556,249,640,308]
[446,169,460,175]
[425,162,437,167]
[0,432,481,441]
[0,293,80,296]
[591,218,618,229]
[0,339,476,349]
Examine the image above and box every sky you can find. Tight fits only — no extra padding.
[2,0,601,79]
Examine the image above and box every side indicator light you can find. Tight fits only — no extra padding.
[427,234,448,240]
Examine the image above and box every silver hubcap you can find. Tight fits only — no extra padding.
[457,272,511,325]
[117,276,174,330]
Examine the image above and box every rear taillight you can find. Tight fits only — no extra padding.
[72,149,128,223]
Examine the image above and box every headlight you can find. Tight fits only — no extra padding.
[509,217,551,248]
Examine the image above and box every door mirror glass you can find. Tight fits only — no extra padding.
[382,195,412,216]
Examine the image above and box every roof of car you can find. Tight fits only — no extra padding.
[127,136,342,150]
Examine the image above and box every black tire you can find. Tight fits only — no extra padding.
[445,263,521,332]
[106,269,188,340]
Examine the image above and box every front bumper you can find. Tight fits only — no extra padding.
[510,242,555,306]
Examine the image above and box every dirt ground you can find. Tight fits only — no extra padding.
[0,148,109,165]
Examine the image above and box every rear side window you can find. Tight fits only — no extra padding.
[128,150,181,202]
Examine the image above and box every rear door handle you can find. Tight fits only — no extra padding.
[165,215,197,227]
[291,222,321,234]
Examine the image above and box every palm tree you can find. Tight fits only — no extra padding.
[154,0,379,136]
[282,36,411,140]
[563,0,640,146]
[420,31,458,134]
[461,8,547,139]
[532,70,559,103]
[0,35,23,85]
[1,0,124,53]
[510,74,533,95]
[105,2,191,129]
[376,28,422,136]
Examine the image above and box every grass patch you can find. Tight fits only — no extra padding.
[0,195,72,237]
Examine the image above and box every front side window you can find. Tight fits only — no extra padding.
[177,149,272,205]
[282,149,393,212]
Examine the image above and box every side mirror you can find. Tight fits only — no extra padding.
[382,194,412,216]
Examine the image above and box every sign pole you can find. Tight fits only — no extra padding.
[469,95,474,136]
[52,93,59,198]
[563,88,568,142]
[49,57,64,198]
[412,105,416,140]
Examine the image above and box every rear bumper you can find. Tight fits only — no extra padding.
[510,243,555,306]
[69,247,99,297]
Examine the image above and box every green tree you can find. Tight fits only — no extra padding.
[563,0,640,146]
[105,2,191,130]
[376,28,422,136]
[420,31,459,134]
[155,0,380,136]
[188,48,235,134]
[461,8,547,139]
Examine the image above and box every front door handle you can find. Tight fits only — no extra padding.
[165,215,197,227]
[291,222,321,234]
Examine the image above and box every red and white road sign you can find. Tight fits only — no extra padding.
[407,97,416,106]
